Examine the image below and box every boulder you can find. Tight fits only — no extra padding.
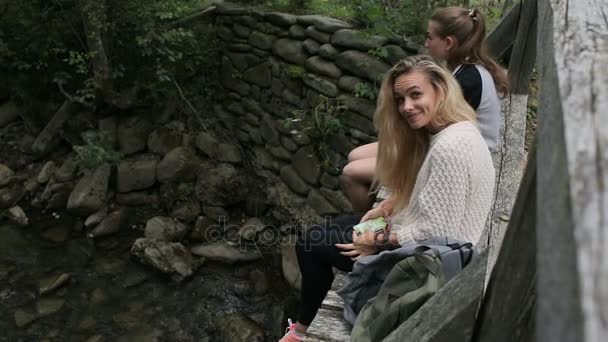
[196,163,248,207]
[249,31,274,51]
[5,205,29,227]
[131,238,195,281]
[243,62,272,88]
[281,236,302,290]
[147,121,185,156]
[117,116,153,155]
[280,166,311,196]
[144,216,190,241]
[302,74,339,97]
[227,52,261,72]
[88,208,129,238]
[331,29,388,50]
[319,43,339,59]
[171,201,201,223]
[272,39,307,65]
[0,164,15,187]
[288,25,307,39]
[66,164,111,216]
[307,189,339,216]
[305,56,342,79]
[305,26,331,43]
[238,217,266,241]
[156,147,199,183]
[335,50,391,82]
[190,242,262,264]
[303,38,320,55]
[0,101,20,128]
[36,161,56,184]
[265,12,297,27]
[116,156,158,193]
[292,146,321,185]
[215,313,265,342]
[297,15,352,33]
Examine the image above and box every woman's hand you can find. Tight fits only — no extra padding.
[360,206,384,222]
[335,230,377,261]
[361,196,395,222]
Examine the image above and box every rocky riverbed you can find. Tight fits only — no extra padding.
[0,211,298,342]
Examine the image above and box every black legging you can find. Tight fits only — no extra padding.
[295,214,362,326]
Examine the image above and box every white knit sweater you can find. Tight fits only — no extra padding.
[391,121,495,246]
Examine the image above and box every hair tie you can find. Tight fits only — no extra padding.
[468,9,478,22]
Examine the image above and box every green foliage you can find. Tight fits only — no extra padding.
[367,47,389,60]
[0,0,217,106]
[73,130,123,171]
[353,82,377,100]
[285,65,306,79]
[283,96,345,169]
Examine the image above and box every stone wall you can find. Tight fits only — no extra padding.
[213,4,420,222]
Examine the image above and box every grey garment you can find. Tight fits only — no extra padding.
[453,64,502,152]
[475,65,502,152]
[336,237,476,325]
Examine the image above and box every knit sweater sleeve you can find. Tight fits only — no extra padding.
[391,137,472,245]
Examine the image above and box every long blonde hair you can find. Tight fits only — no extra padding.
[374,55,476,210]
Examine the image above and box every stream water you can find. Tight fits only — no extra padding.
[0,208,296,342]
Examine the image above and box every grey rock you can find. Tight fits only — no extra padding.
[227,52,261,72]
[217,26,234,41]
[233,23,251,38]
[243,62,272,87]
[215,313,265,342]
[339,95,376,120]
[189,216,218,241]
[195,132,218,157]
[305,26,331,43]
[244,113,259,126]
[36,298,65,317]
[191,242,262,264]
[281,136,299,152]
[297,15,352,33]
[217,144,242,164]
[331,29,388,50]
[36,161,56,184]
[39,273,70,295]
[293,146,321,184]
[144,216,190,241]
[227,43,252,52]
[252,47,269,57]
[131,238,194,281]
[320,188,352,212]
[244,98,266,117]
[84,206,108,228]
[260,114,280,145]
[250,269,269,295]
[249,31,274,50]
[350,128,376,143]
[269,146,291,161]
[156,147,199,183]
[302,74,339,97]
[265,12,297,27]
[54,155,79,182]
[116,192,160,207]
[384,44,408,65]
[6,205,29,227]
[239,217,265,241]
[320,173,340,190]
[305,56,342,79]
[342,110,376,135]
[0,164,15,187]
[117,116,154,155]
[249,128,264,145]
[335,50,391,82]
[14,309,37,328]
[303,39,320,55]
[327,132,354,156]
[196,163,247,207]
[272,39,307,65]
[171,201,201,223]
[67,164,110,216]
[319,43,339,59]
[147,121,185,156]
[293,133,311,145]
[221,56,250,96]
[307,189,339,216]
[88,208,128,238]
[202,206,229,222]
[288,25,307,39]
[280,166,311,196]
[116,156,158,193]
[281,236,301,290]
[0,101,20,127]
[281,87,302,107]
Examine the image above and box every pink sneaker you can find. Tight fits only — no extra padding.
[279,319,303,342]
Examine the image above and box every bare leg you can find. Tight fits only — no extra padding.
[347,142,378,163]
[341,157,377,214]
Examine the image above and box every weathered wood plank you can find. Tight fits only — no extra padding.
[303,308,351,342]
[487,1,522,62]
[482,0,536,280]
[536,0,608,341]
[383,250,489,342]
[472,144,537,342]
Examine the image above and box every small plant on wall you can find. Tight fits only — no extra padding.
[73,130,123,172]
[353,82,378,100]
[283,96,345,170]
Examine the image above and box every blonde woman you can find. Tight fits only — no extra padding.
[280,55,495,342]
[342,6,508,214]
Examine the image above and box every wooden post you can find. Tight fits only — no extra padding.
[482,0,536,279]
[536,0,608,341]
